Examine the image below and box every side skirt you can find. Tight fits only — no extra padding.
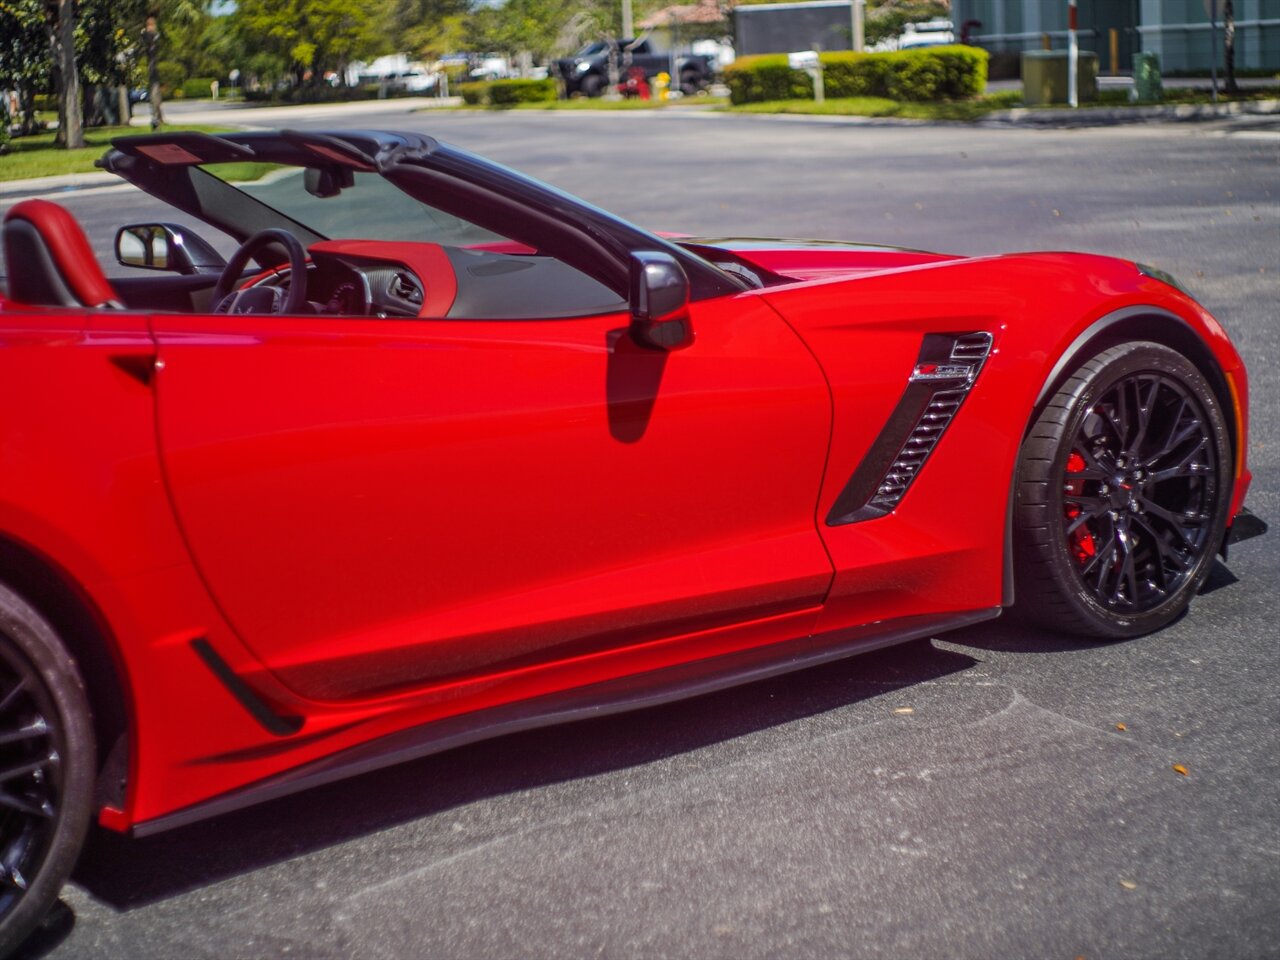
[132,606,1001,837]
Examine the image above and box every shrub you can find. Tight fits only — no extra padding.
[726,45,988,105]
[487,78,557,106]
[725,54,812,105]
[459,81,490,105]
[180,77,219,100]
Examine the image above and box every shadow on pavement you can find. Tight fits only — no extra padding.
[70,637,979,912]
[11,901,74,960]
[942,559,1241,656]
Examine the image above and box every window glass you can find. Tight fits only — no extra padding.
[201,165,509,247]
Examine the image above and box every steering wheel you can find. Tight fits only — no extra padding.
[211,229,309,315]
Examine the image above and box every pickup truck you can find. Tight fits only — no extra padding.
[553,39,716,97]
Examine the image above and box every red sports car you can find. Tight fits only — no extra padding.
[0,129,1264,948]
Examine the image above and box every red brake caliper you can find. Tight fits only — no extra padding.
[1064,451,1097,565]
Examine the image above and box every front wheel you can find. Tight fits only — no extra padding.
[1013,341,1232,638]
[0,584,95,956]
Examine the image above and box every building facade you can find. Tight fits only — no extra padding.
[951,0,1280,72]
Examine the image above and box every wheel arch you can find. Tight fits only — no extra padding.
[1028,306,1236,458]
[0,535,132,813]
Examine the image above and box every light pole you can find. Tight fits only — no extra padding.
[622,0,633,39]
[1067,0,1078,108]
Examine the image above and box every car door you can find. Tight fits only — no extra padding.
[150,291,834,702]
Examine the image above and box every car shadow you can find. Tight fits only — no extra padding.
[939,559,1239,656]
[10,901,74,960]
[68,636,979,915]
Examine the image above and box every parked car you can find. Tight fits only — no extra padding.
[553,38,716,96]
[0,127,1264,952]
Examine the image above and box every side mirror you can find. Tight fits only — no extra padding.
[629,251,693,350]
[115,223,226,275]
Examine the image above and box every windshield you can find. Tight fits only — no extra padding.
[202,164,509,247]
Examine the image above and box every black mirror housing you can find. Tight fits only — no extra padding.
[304,165,355,198]
[629,251,693,350]
[115,223,226,275]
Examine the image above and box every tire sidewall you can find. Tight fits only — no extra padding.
[0,584,95,957]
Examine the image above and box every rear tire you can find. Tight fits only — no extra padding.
[1013,342,1231,638]
[0,584,95,957]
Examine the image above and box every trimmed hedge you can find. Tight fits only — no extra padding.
[461,78,557,107]
[458,81,491,105]
[179,77,219,99]
[488,78,557,105]
[725,45,988,104]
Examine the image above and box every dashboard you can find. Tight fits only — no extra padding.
[246,239,629,321]
[310,253,426,318]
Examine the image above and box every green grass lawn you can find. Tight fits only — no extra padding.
[725,91,1023,120]
[0,124,276,183]
[722,84,1279,119]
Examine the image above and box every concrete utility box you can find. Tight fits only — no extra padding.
[1133,51,1162,102]
[1021,50,1099,105]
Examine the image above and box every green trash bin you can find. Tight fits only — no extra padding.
[1133,51,1162,102]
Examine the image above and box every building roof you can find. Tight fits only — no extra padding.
[639,0,728,29]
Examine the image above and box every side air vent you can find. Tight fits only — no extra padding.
[826,331,994,526]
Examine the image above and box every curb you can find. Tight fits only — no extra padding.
[0,171,120,200]
[981,98,1280,127]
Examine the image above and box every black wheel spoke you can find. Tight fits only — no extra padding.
[1099,403,1126,447]
[1142,499,1206,543]
[1066,449,1108,480]
[1127,377,1158,459]
[0,789,53,819]
[0,755,53,785]
[1130,515,1178,592]
[0,678,25,715]
[1149,436,1209,483]
[1082,535,1116,581]
[0,718,48,748]
[1065,501,1105,537]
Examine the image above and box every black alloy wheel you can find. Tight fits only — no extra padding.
[1014,341,1232,638]
[0,585,94,956]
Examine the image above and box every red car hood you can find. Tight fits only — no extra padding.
[676,237,962,282]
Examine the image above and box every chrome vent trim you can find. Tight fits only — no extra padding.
[950,331,994,360]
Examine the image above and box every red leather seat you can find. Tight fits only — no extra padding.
[3,199,122,308]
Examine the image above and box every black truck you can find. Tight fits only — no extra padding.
[554,39,717,98]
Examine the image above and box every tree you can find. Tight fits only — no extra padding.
[44,0,83,146]
[0,0,51,134]
[386,0,469,63]
[233,0,386,89]
[1223,0,1237,94]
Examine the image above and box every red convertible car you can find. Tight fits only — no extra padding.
[0,129,1264,948]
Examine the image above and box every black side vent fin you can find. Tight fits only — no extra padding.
[191,639,303,737]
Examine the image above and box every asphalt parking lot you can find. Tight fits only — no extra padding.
[7,108,1278,959]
